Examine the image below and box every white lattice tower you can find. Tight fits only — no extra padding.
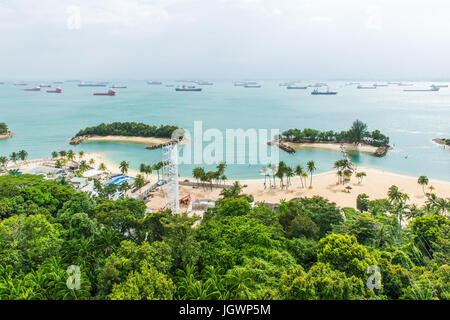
[162,143,180,213]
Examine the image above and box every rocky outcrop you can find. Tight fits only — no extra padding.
[374,146,389,157]
[267,140,296,154]
[146,140,178,150]
[69,135,90,145]
[0,132,14,140]
[433,138,450,147]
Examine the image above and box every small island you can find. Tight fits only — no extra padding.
[70,122,180,148]
[433,138,450,147]
[275,120,392,157]
[0,122,13,140]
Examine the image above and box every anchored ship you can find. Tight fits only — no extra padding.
[79,82,107,87]
[404,85,440,92]
[24,86,41,91]
[244,83,261,88]
[311,88,337,95]
[147,81,162,85]
[175,85,202,92]
[287,85,307,89]
[357,85,377,89]
[39,84,51,87]
[47,87,62,93]
[94,89,116,96]
[111,85,127,88]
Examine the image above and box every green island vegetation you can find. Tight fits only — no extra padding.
[0,173,448,300]
[0,123,9,135]
[282,120,390,147]
[75,122,180,138]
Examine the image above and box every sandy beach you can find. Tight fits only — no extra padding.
[0,132,13,140]
[73,135,171,145]
[85,152,450,211]
[284,141,379,153]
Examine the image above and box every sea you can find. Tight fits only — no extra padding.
[0,80,449,181]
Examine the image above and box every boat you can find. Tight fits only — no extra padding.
[397,83,413,86]
[233,81,246,86]
[94,89,116,96]
[308,83,326,88]
[404,85,439,92]
[196,81,213,85]
[244,83,261,88]
[24,86,41,91]
[345,82,360,86]
[373,83,389,87]
[287,85,307,89]
[79,82,107,87]
[166,84,175,87]
[357,85,377,89]
[431,84,448,88]
[147,81,162,85]
[175,85,202,92]
[14,82,27,86]
[47,87,62,93]
[39,84,51,87]
[111,85,127,88]
[311,88,337,95]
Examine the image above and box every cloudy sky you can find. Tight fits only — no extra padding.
[1,0,449,80]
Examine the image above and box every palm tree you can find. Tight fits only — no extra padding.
[306,160,316,188]
[295,165,305,188]
[259,166,269,188]
[51,151,58,159]
[216,162,227,176]
[285,166,294,188]
[356,172,367,184]
[220,174,227,185]
[59,150,67,158]
[119,161,129,176]
[220,181,243,198]
[18,150,28,162]
[193,167,205,187]
[134,174,145,194]
[78,151,85,161]
[9,152,18,164]
[301,172,308,187]
[269,163,278,188]
[98,162,107,171]
[152,162,164,180]
[428,185,435,194]
[0,156,9,169]
[88,158,95,167]
[67,150,75,162]
[417,176,429,196]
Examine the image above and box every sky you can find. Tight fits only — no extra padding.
[1,0,450,80]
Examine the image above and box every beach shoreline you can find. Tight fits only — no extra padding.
[84,151,450,210]
[69,135,171,145]
[0,132,14,140]
[283,141,379,153]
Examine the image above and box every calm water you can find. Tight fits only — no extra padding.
[0,81,449,181]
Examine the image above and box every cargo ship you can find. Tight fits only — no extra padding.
[111,85,127,88]
[24,86,41,91]
[311,88,337,95]
[196,81,214,85]
[287,85,307,89]
[39,84,51,87]
[78,82,107,87]
[147,81,162,85]
[373,83,388,87]
[233,81,246,86]
[244,83,261,88]
[47,87,62,93]
[404,85,439,92]
[357,85,377,89]
[432,84,448,88]
[94,89,116,96]
[175,85,202,92]
[14,82,27,86]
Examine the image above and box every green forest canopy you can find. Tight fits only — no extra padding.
[0,122,8,135]
[75,122,179,138]
[282,120,390,147]
[0,174,448,300]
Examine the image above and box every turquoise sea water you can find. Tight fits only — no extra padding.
[0,81,449,181]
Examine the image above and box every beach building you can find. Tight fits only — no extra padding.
[70,177,89,189]
[82,169,105,179]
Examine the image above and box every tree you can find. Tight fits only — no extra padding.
[295,165,305,188]
[417,176,429,196]
[357,194,369,212]
[134,174,145,193]
[18,150,28,162]
[9,152,18,164]
[356,172,367,184]
[348,119,368,143]
[99,162,107,171]
[0,156,8,169]
[306,160,316,188]
[193,167,205,187]
[119,161,129,176]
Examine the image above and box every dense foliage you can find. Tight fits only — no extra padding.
[282,120,390,146]
[0,174,448,300]
[75,122,179,138]
[0,123,8,135]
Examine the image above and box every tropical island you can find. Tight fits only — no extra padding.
[69,122,180,146]
[0,122,13,140]
[278,120,391,156]
[433,138,450,147]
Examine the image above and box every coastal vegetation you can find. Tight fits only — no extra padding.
[74,122,179,139]
[0,123,8,135]
[433,138,450,147]
[282,120,390,147]
[0,174,448,300]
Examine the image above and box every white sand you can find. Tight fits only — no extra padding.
[80,135,170,145]
[284,141,379,153]
[86,152,450,210]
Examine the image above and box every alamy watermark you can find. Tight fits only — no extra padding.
[366,265,381,290]
[66,265,81,290]
[172,121,280,166]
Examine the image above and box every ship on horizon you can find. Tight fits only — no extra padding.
[147,81,163,85]
[311,88,337,95]
[175,85,202,92]
[24,86,41,91]
[404,85,440,92]
[94,89,116,96]
[79,82,107,87]
[47,87,62,93]
[357,85,377,89]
